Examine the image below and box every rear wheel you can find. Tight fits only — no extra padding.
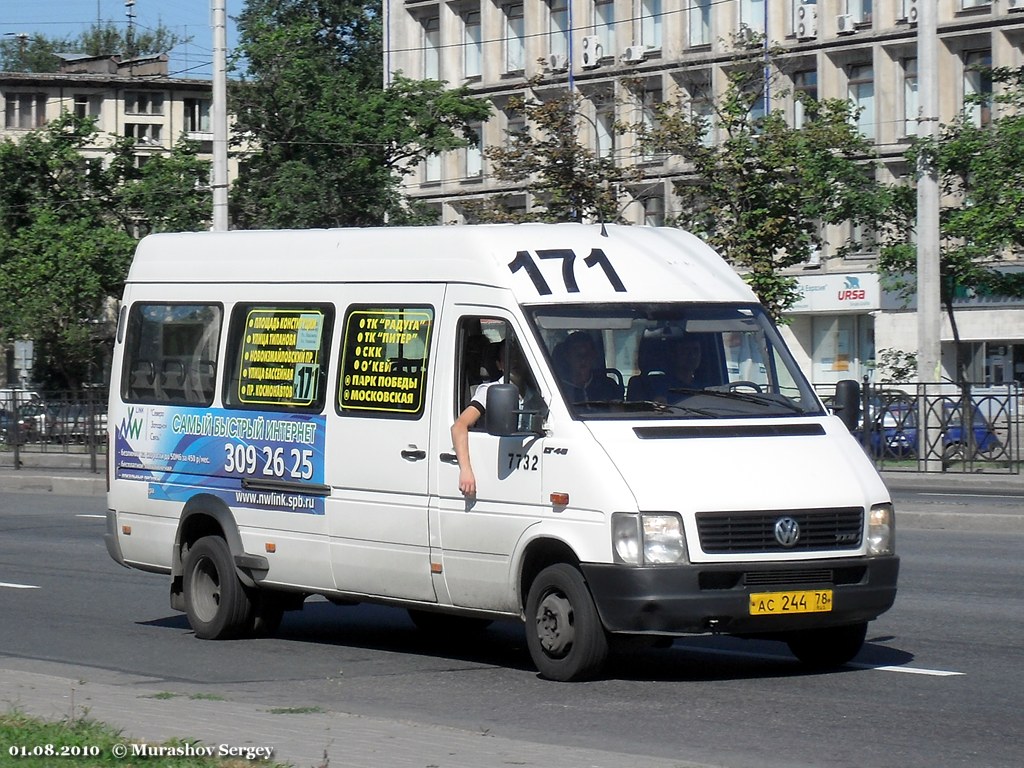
[183,535,253,639]
[786,622,867,669]
[525,564,609,682]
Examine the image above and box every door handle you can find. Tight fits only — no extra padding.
[400,448,426,461]
[439,452,459,465]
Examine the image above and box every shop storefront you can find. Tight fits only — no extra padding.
[784,273,880,387]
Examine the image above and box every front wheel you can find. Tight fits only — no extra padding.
[786,622,867,669]
[183,535,253,640]
[525,564,609,682]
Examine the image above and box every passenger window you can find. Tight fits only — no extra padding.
[224,304,334,413]
[456,317,540,426]
[337,305,434,418]
[121,303,223,405]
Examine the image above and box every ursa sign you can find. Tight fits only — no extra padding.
[790,273,879,313]
[838,276,867,302]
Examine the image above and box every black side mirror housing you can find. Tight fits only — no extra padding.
[833,379,861,431]
[485,383,544,436]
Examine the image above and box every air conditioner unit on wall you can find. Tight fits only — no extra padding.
[906,0,919,23]
[622,45,646,64]
[547,52,568,72]
[836,13,857,35]
[797,3,818,40]
[579,35,603,69]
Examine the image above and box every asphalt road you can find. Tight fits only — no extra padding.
[0,490,1022,768]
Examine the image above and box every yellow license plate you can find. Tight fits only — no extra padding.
[749,589,833,616]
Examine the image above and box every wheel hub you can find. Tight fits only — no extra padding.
[536,592,574,657]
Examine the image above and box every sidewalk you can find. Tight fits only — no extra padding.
[1,663,712,768]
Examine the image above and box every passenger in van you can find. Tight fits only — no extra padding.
[451,341,529,497]
[555,331,622,404]
[628,335,704,403]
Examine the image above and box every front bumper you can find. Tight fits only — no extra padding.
[581,555,899,635]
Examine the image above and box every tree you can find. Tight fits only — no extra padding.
[0,23,189,72]
[229,0,491,228]
[465,83,642,224]
[634,55,906,321]
[879,66,1024,382]
[0,114,211,388]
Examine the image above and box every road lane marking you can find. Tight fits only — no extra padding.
[918,492,1022,500]
[76,514,106,519]
[0,582,40,589]
[852,663,964,676]
[683,646,963,676]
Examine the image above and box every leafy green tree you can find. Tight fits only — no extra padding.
[880,66,1024,381]
[634,62,906,321]
[465,84,642,224]
[0,114,210,388]
[229,0,491,228]
[0,23,188,72]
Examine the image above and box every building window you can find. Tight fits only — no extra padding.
[641,0,663,50]
[848,64,875,140]
[124,91,164,115]
[423,15,440,80]
[464,10,482,78]
[465,123,483,178]
[963,49,992,127]
[504,3,525,72]
[595,0,615,55]
[688,0,711,47]
[548,0,569,58]
[125,123,163,143]
[845,0,872,22]
[184,98,212,133]
[595,104,615,159]
[639,84,662,161]
[4,92,47,129]
[960,0,991,8]
[793,69,817,129]
[643,195,664,226]
[424,153,442,183]
[903,58,918,137]
[740,0,766,35]
[73,94,100,120]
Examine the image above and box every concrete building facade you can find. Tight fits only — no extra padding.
[385,0,1024,387]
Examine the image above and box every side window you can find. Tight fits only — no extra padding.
[456,317,540,425]
[337,305,434,418]
[121,303,223,405]
[224,304,334,413]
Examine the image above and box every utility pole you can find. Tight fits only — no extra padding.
[211,0,229,231]
[916,1,941,469]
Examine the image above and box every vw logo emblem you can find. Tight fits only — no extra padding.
[774,517,801,547]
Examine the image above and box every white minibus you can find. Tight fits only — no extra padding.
[105,224,897,681]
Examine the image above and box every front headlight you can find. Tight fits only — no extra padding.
[611,512,687,566]
[867,503,895,556]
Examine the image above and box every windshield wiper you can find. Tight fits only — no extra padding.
[574,399,718,417]
[670,387,806,413]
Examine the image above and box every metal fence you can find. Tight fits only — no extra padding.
[817,380,1021,475]
[1,388,107,471]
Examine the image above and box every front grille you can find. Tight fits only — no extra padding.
[696,507,864,553]
[697,565,867,591]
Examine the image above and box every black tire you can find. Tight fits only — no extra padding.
[525,563,609,682]
[407,609,492,636]
[183,535,253,640]
[787,622,867,669]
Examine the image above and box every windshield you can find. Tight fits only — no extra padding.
[526,303,824,420]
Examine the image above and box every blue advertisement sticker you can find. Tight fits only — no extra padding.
[114,405,327,515]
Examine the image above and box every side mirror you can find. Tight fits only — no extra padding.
[833,379,861,431]
[485,383,544,436]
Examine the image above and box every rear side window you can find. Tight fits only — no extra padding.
[121,303,223,405]
[224,304,334,413]
[336,305,434,418]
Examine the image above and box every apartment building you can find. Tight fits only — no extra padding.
[385,0,1024,386]
[1,53,223,174]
